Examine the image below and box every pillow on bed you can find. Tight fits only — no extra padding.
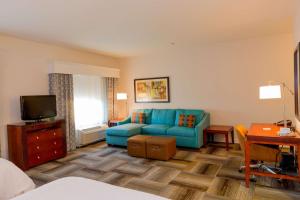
[0,158,35,200]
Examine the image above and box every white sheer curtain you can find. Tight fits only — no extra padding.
[73,74,107,130]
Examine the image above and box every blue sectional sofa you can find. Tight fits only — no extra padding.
[106,109,210,148]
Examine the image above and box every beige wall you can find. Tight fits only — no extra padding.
[119,33,294,141]
[0,34,120,158]
[0,28,295,157]
[295,0,300,43]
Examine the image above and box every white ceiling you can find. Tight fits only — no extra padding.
[0,0,296,57]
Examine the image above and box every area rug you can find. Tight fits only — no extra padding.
[26,142,300,200]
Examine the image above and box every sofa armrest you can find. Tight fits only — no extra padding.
[195,112,210,148]
[117,116,131,125]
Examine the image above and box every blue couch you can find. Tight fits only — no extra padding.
[106,109,210,148]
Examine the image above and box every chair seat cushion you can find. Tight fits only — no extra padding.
[142,124,170,135]
[166,126,195,137]
[106,123,146,137]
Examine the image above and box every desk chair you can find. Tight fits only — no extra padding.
[235,124,281,175]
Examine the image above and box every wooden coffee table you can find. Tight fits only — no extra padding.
[127,135,152,158]
[127,135,176,160]
[203,125,234,151]
[146,136,176,161]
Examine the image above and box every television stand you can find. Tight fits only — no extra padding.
[7,119,67,170]
[24,118,55,125]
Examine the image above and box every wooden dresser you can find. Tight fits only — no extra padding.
[7,119,67,170]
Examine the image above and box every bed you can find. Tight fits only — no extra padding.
[11,177,168,200]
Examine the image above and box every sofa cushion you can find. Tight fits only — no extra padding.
[177,114,196,128]
[142,124,170,135]
[132,109,153,124]
[106,123,146,137]
[175,109,204,126]
[167,126,195,137]
[151,109,176,126]
[177,114,185,126]
[131,112,146,124]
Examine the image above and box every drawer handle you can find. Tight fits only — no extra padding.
[152,146,160,150]
[36,136,39,140]
[36,146,40,150]
[54,141,57,145]
[53,132,56,136]
[37,155,40,159]
[54,150,57,154]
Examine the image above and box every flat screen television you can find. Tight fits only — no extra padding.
[20,95,57,121]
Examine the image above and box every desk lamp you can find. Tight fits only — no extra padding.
[259,81,294,131]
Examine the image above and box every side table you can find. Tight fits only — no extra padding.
[203,125,234,151]
[108,119,123,127]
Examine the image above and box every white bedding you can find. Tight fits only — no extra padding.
[0,158,35,200]
[12,177,169,200]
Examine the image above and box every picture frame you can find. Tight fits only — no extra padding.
[134,77,170,103]
[294,42,300,120]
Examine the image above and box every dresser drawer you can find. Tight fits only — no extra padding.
[51,148,65,160]
[27,130,49,144]
[51,128,64,138]
[27,139,64,156]
[27,148,65,168]
[28,151,53,167]
[28,152,48,167]
[27,128,64,144]
[26,127,65,168]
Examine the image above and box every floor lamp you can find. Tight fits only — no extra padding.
[117,93,128,119]
[259,81,294,129]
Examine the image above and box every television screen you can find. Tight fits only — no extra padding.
[20,95,57,121]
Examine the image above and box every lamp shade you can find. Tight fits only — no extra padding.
[259,85,281,99]
[117,93,128,100]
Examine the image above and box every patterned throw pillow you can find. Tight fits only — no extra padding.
[131,112,146,124]
[177,114,196,128]
[186,114,196,128]
[178,114,186,127]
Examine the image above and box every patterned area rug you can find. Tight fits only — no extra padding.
[26,142,300,200]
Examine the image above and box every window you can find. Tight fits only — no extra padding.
[73,74,106,130]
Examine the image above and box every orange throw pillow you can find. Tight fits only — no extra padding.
[178,114,186,127]
[177,114,196,128]
[131,112,145,124]
[186,115,196,128]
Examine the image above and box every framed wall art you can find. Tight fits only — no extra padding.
[134,77,170,103]
[294,42,300,120]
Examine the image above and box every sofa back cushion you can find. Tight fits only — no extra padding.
[131,109,153,124]
[151,109,176,126]
[175,109,205,126]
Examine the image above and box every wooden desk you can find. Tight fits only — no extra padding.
[245,123,300,187]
